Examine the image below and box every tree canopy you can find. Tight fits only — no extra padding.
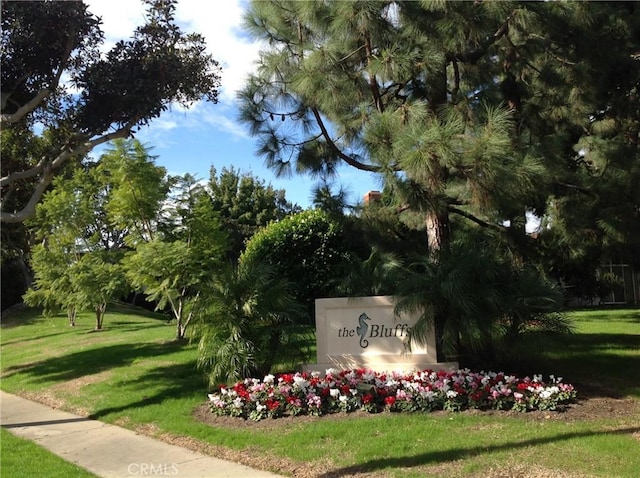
[1,0,221,223]
[239,1,639,262]
[207,166,301,260]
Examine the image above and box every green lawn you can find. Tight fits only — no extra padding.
[538,308,640,397]
[1,304,639,477]
[0,428,98,478]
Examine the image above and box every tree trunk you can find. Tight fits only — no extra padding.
[176,320,186,340]
[425,209,451,362]
[95,303,106,330]
[425,210,450,256]
[67,306,76,327]
[175,298,186,340]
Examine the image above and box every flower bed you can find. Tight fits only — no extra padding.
[207,368,577,421]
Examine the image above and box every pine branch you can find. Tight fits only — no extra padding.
[446,11,514,65]
[448,206,501,230]
[364,32,384,113]
[310,107,381,172]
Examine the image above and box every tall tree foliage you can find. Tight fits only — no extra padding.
[124,175,228,339]
[239,0,639,261]
[1,0,221,223]
[23,157,133,329]
[239,1,639,361]
[207,166,301,260]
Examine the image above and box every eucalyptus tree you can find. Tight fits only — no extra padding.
[1,0,221,223]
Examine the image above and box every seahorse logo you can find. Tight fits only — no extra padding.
[356,313,370,348]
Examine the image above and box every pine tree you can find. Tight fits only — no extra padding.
[239,1,639,362]
[240,0,638,259]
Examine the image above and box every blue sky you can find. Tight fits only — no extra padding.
[85,0,382,209]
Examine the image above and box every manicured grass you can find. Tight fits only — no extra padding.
[537,308,640,397]
[1,304,639,477]
[0,428,98,478]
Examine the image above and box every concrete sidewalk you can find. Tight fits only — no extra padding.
[0,391,283,478]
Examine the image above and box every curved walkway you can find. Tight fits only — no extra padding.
[0,391,283,478]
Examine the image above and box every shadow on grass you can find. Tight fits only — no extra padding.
[538,332,640,398]
[1,330,72,347]
[1,339,207,420]
[0,307,45,328]
[318,426,640,477]
[1,341,188,383]
[87,360,205,420]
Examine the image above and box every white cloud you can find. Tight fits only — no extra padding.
[175,0,260,105]
[84,0,146,51]
[198,105,251,140]
[83,0,259,139]
[85,0,259,106]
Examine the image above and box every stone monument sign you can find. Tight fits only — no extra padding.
[304,296,458,373]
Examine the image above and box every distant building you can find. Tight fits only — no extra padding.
[364,190,381,205]
[599,261,640,305]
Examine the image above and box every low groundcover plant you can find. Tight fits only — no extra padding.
[207,369,577,421]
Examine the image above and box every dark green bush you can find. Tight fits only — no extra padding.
[241,209,356,322]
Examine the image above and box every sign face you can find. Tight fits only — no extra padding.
[306,296,457,373]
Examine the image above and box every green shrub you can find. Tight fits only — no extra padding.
[241,209,356,321]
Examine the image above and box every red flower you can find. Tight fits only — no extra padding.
[362,393,373,404]
[384,396,396,406]
[470,391,483,401]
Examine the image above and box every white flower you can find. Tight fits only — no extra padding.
[263,374,275,384]
[330,388,340,398]
[446,390,458,398]
[420,390,436,401]
[362,371,375,382]
[293,376,309,390]
[256,403,267,412]
[232,397,243,408]
[539,390,552,399]
[339,395,348,403]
